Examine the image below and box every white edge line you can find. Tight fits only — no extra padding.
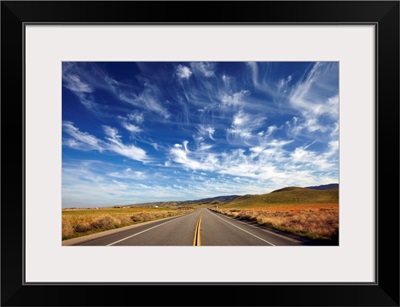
[107,211,198,246]
[234,218,300,243]
[209,210,276,246]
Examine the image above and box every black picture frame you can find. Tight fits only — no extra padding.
[1,1,399,306]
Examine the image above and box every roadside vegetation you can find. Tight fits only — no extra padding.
[62,206,197,240]
[210,187,339,243]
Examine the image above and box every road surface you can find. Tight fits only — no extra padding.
[72,208,305,246]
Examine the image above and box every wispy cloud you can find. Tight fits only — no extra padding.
[128,111,144,124]
[62,70,104,116]
[115,81,171,119]
[191,62,216,77]
[278,74,292,90]
[246,62,275,96]
[169,141,208,171]
[63,63,171,119]
[118,111,145,134]
[176,65,192,79]
[108,168,147,180]
[63,74,93,93]
[226,110,267,145]
[121,122,143,133]
[63,121,103,152]
[167,133,337,188]
[288,62,339,135]
[63,121,148,162]
[197,125,216,141]
[221,90,249,107]
[103,125,148,161]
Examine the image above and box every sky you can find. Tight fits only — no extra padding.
[62,62,339,208]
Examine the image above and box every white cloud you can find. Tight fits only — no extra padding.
[246,62,275,96]
[167,132,337,187]
[118,113,144,134]
[197,125,216,141]
[266,125,278,135]
[326,95,339,117]
[221,74,230,83]
[247,62,259,87]
[103,126,120,141]
[190,62,215,77]
[119,83,170,119]
[121,122,143,133]
[108,168,147,180]
[221,90,249,106]
[183,140,189,152]
[197,143,213,152]
[63,74,93,93]
[288,63,339,134]
[226,110,266,144]
[62,72,103,116]
[65,63,170,119]
[325,140,339,157]
[63,121,103,152]
[170,145,204,170]
[63,122,148,162]
[176,65,192,79]
[232,109,250,127]
[103,125,147,161]
[128,111,144,124]
[278,74,293,90]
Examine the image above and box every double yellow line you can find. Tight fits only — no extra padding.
[192,212,203,246]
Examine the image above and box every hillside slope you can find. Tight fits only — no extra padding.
[220,187,338,208]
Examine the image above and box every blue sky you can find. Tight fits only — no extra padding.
[62,62,339,208]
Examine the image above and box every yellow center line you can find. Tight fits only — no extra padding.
[193,212,203,246]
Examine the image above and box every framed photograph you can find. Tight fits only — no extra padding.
[1,1,399,306]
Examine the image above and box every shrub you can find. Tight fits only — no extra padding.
[62,221,74,239]
[91,215,118,230]
[74,222,91,233]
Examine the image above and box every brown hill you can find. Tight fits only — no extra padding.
[221,187,338,208]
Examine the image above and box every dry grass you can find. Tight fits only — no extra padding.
[223,188,338,208]
[212,203,338,242]
[62,206,196,240]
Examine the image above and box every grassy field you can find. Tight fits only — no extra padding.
[221,187,338,208]
[62,206,197,240]
[211,187,339,243]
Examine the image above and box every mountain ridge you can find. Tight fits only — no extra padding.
[305,183,339,190]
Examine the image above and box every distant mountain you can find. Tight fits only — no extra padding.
[305,183,339,190]
[188,195,240,203]
[125,195,240,207]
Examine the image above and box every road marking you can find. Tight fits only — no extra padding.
[234,218,300,243]
[107,213,195,246]
[193,212,203,246]
[210,210,276,246]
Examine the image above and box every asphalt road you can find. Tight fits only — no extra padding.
[73,208,304,246]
